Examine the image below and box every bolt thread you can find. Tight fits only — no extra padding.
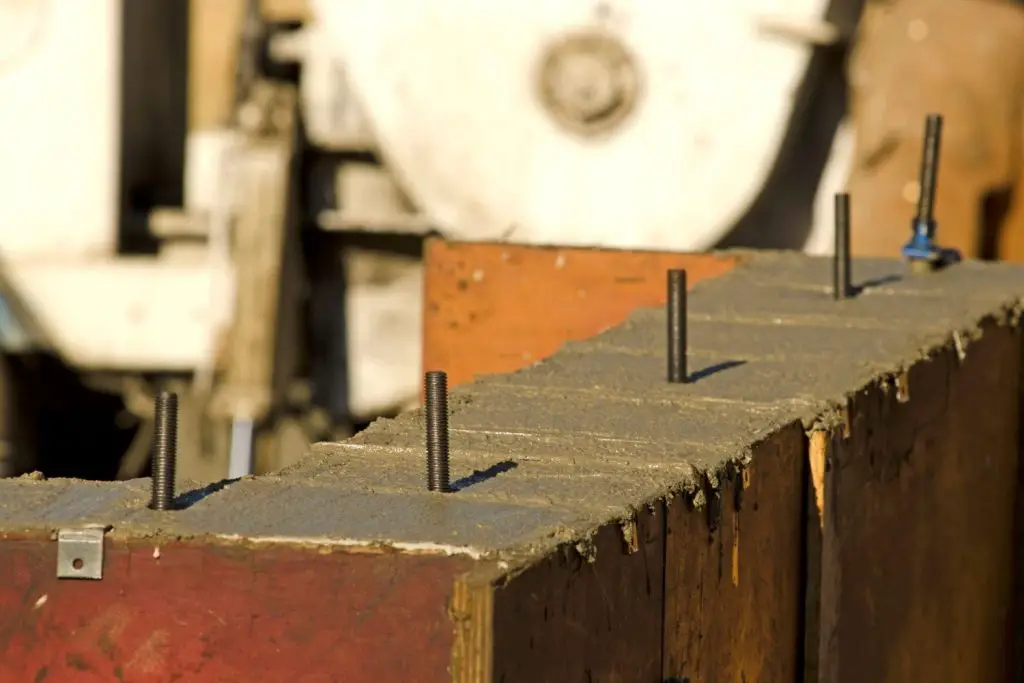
[915,114,942,224]
[833,193,851,300]
[150,391,179,510]
[667,270,688,383]
[425,371,451,492]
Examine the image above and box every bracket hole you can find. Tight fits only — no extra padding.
[71,558,84,570]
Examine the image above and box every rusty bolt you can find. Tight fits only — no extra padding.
[149,391,178,511]
[834,193,852,300]
[425,371,452,493]
[667,269,688,383]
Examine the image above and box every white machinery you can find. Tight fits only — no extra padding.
[306,0,854,252]
[0,0,857,481]
[277,0,857,414]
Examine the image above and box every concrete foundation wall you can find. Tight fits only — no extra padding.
[0,247,1022,682]
[421,243,1024,682]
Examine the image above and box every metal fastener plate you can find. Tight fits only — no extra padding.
[56,528,105,580]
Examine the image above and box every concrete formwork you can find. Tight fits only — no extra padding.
[0,248,1021,682]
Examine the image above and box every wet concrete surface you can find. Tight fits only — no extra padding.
[2,251,1024,563]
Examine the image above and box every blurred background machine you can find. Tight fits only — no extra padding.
[0,0,1022,484]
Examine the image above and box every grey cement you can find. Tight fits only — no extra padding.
[2,252,1024,568]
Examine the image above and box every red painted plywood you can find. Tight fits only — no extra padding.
[0,537,470,683]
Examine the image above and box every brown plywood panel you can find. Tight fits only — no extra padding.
[488,505,666,683]
[815,323,1021,683]
[663,421,807,683]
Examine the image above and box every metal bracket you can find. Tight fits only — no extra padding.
[56,527,107,580]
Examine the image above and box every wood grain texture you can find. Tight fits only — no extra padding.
[803,430,829,683]
[489,506,666,683]
[0,538,471,683]
[816,322,1021,683]
[451,568,498,683]
[663,422,807,683]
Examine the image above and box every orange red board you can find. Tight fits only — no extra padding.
[423,240,740,390]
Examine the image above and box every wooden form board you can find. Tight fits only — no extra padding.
[422,240,740,390]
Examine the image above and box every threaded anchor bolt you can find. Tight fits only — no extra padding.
[425,371,451,493]
[833,193,852,300]
[150,390,179,510]
[901,114,960,270]
[916,114,942,226]
[667,269,688,383]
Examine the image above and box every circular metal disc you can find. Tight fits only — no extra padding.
[313,0,825,250]
[0,0,48,68]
